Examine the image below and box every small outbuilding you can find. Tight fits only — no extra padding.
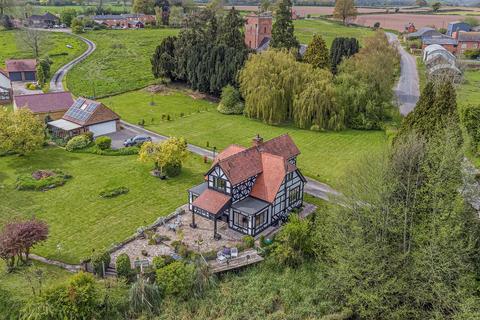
[13,91,74,121]
[48,97,120,139]
[0,69,12,104]
[5,59,37,82]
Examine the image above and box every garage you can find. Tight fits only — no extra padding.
[24,71,36,81]
[9,72,22,81]
[88,121,117,137]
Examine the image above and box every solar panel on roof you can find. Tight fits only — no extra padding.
[72,98,85,109]
[85,103,99,113]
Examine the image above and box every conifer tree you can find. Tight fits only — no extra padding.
[217,7,245,50]
[151,36,177,80]
[303,34,330,69]
[330,37,359,73]
[270,0,299,50]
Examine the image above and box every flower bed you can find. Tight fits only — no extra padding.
[16,169,72,191]
[99,186,129,198]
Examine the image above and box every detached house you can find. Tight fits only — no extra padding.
[13,91,74,121]
[188,134,306,238]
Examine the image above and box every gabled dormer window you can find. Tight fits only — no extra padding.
[213,176,226,192]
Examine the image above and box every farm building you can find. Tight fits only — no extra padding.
[92,14,155,28]
[447,21,471,37]
[422,35,458,55]
[423,44,461,82]
[5,59,37,82]
[13,92,74,121]
[48,97,120,138]
[455,31,480,55]
[188,134,306,238]
[26,12,60,28]
[405,27,441,40]
[0,69,12,104]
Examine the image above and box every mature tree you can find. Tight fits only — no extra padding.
[139,137,188,176]
[270,0,299,51]
[168,6,184,27]
[36,58,51,86]
[333,0,357,25]
[151,36,176,80]
[60,8,77,27]
[330,37,359,73]
[217,7,245,50]
[132,0,155,14]
[155,261,196,298]
[398,80,460,142]
[18,28,43,58]
[0,14,13,29]
[303,34,330,69]
[461,104,480,154]
[259,0,271,12]
[71,17,84,34]
[335,32,398,129]
[0,108,45,155]
[0,0,14,16]
[155,0,170,25]
[463,16,480,28]
[432,2,441,12]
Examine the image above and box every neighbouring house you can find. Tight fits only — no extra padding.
[447,21,471,37]
[0,69,12,104]
[5,59,37,82]
[405,27,441,40]
[422,35,458,55]
[92,14,155,28]
[27,12,60,28]
[423,44,461,82]
[48,97,120,138]
[454,31,480,55]
[13,91,74,121]
[188,134,307,238]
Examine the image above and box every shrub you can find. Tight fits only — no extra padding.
[91,251,111,276]
[95,136,111,150]
[66,135,90,151]
[464,49,480,60]
[16,169,72,191]
[243,235,255,248]
[217,85,244,115]
[165,161,182,177]
[461,104,480,153]
[152,255,174,269]
[155,261,196,298]
[99,186,129,198]
[116,253,132,279]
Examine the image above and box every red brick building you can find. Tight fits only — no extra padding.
[454,31,480,55]
[244,13,272,50]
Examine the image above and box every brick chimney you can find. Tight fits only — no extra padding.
[252,134,264,147]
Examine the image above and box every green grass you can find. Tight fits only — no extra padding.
[0,30,87,81]
[294,18,375,46]
[101,90,388,188]
[0,146,210,263]
[457,69,480,108]
[66,28,179,98]
[417,56,427,92]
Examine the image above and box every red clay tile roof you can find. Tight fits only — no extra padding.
[14,92,74,114]
[5,59,37,72]
[192,188,231,215]
[250,153,288,203]
[212,134,300,186]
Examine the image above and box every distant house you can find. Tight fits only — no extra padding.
[5,59,37,82]
[422,35,458,55]
[405,27,441,40]
[27,12,60,28]
[92,14,155,28]
[447,21,471,37]
[455,31,480,55]
[0,69,12,104]
[188,134,306,238]
[48,97,120,138]
[13,92,74,121]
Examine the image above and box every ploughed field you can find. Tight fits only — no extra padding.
[354,13,462,31]
[0,147,210,263]
[0,29,87,81]
[101,90,388,188]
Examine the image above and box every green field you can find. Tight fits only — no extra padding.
[293,19,374,46]
[0,30,87,81]
[66,29,179,98]
[0,147,209,263]
[33,4,131,15]
[102,90,387,187]
[458,69,480,108]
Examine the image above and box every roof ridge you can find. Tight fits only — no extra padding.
[14,91,71,98]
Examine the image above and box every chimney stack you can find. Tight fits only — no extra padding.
[252,134,263,147]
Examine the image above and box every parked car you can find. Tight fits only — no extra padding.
[123,135,152,147]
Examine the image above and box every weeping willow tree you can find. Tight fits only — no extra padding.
[293,69,344,130]
[240,50,339,128]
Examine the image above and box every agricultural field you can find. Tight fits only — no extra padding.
[0,30,87,80]
[33,4,130,14]
[0,147,210,263]
[354,13,461,31]
[101,90,388,188]
[66,28,179,98]
[294,18,374,46]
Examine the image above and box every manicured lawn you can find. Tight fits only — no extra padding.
[102,90,388,188]
[0,147,210,263]
[294,19,375,46]
[66,28,179,98]
[457,69,480,108]
[0,30,87,81]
